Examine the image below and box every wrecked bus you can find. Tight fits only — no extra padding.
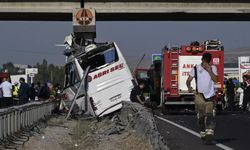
[63,42,134,117]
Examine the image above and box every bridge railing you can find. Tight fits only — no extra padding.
[0,101,56,141]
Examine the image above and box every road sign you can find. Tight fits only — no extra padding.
[28,73,35,78]
[152,54,162,64]
[75,9,94,25]
[73,8,96,39]
[25,68,38,75]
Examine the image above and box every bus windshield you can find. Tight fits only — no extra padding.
[80,44,119,72]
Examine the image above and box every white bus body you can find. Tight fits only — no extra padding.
[63,42,134,117]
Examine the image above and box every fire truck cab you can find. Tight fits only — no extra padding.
[161,40,224,107]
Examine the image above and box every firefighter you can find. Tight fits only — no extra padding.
[186,52,218,144]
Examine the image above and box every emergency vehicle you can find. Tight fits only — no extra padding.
[134,62,162,105]
[133,68,153,98]
[134,68,151,85]
[0,73,10,83]
[238,56,250,82]
[160,40,224,107]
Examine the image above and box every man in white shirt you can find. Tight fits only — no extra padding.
[0,77,13,108]
[186,53,218,144]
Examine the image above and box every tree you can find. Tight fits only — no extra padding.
[2,62,19,74]
[33,59,65,87]
[1,59,65,87]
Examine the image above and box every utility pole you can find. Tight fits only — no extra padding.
[81,0,84,8]
[50,71,53,83]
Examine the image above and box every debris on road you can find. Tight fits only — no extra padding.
[21,101,168,150]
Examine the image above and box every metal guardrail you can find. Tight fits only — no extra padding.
[0,101,56,142]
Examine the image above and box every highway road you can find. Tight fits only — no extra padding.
[155,111,250,150]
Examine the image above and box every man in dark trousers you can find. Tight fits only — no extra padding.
[226,78,236,111]
[186,53,218,144]
[242,74,250,112]
[18,78,29,104]
[0,77,13,108]
[37,83,50,100]
[29,83,36,101]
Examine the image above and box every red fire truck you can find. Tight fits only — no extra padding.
[160,40,224,108]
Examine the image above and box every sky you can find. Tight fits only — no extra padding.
[0,21,250,69]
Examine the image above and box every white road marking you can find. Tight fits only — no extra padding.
[155,115,234,150]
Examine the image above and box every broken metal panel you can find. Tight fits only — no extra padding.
[66,66,94,119]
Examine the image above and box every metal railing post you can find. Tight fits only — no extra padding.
[0,116,3,140]
[3,115,7,138]
[7,113,10,136]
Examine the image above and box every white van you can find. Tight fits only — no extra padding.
[63,42,134,117]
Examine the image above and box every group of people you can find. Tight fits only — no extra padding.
[0,77,30,108]
[0,77,61,109]
[224,76,250,112]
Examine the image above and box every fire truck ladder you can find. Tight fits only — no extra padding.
[169,48,179,96]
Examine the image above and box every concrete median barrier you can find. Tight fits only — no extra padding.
[119,101,169,150]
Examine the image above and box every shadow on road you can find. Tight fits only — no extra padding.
[214,138,237,144]
[217,110,250,115]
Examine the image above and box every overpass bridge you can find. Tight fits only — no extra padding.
[0,0,250,21]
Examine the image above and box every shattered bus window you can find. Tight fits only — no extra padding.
[80,44,119,72]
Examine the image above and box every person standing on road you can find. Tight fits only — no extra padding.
[237,85,244,109]
[37,82,50,101]
[18,78,29,104]
[12,82,19,105]
[0,85,3,108]
[226,78,236,111]
[0,77,13,108]
[186,53,218,144]
[12,82,19,98]
[242,75,250,112]
[29,83,36,101]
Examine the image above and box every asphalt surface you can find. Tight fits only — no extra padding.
[155,110,250,150]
